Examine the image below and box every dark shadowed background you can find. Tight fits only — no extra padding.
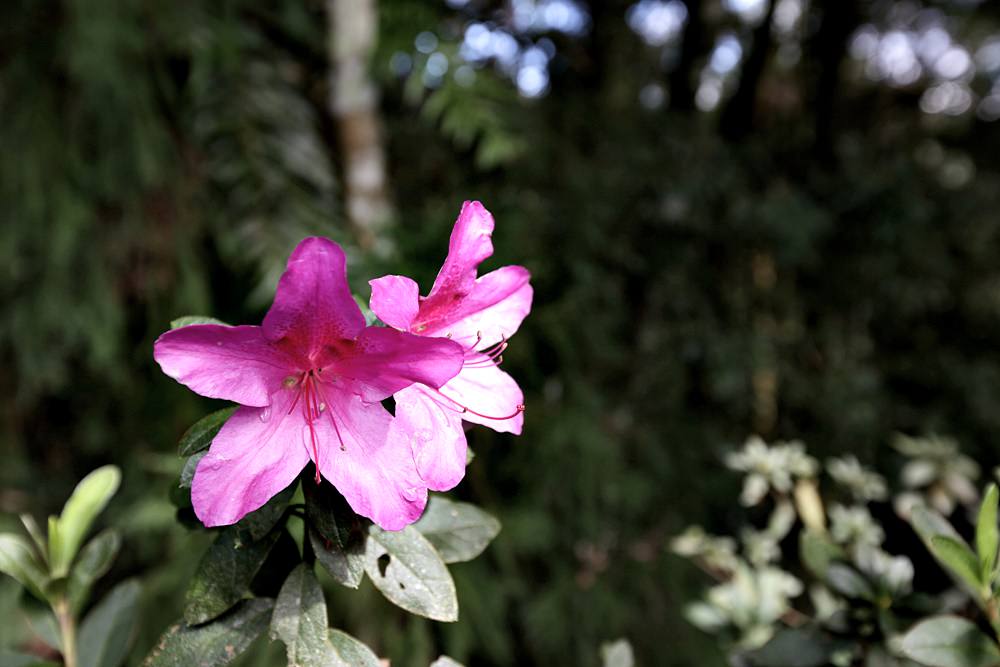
[3,0,1000,664]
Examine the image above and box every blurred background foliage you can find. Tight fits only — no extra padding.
[3,0,1000,664]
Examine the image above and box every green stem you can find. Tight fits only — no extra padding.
[985,595,1000,646]
[54,598,77,667]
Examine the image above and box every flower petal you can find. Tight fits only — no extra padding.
[368,275,420,330]
[330,326,464,402]
[426,200,495,300]
[313,389,427,530]
[389,385,468,492]
[262,237,366,354]
[440,357,524,434]
[418,266,532,348]
[153,325,294,407]
[191,389,310,526]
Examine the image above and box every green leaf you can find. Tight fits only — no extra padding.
[0,533,48,600]
[68,529,121,616]
[184,526,280,625]
[49,466,121,578]
[237,483,296,542]
[142,598,274,667]
[78,579,141,667]
[414,497,501,564]
[19,515,48,564]
[931,536,983,592]
[177,408,236,457]
[270,564,332,667]
[303,480,364,552]
[327,630,380,667]
[363,525,458,622]
[912,505,964,544]
[170,316,229,329]
[178,452,207,490]
[977,484,999,581]
[0,653,60,667]
[600,639,635,667]
[799,529,844,579]
[309,529,364,589]
[826,564,874,600]
[900,616,1000,667]
[746,628,851,667]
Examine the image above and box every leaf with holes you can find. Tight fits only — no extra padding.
[414,497,500,564]
[363,525,458,622]
[143,598,274,667]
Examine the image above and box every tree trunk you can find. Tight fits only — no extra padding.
[720,0,777,142]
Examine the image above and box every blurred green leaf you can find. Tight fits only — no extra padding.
[900,616,1000,667]
[364,525,458,622]
[826,564,874,600]
[600,639,635,667]
[177,408,236,457]
[976,484,998,580]
[169,316,229,329]
[184,527,280,625]
[142,598,274,667]
[414,496,501,564]
[930,536,983,592]
[68,529,121,616]
[19,515,48,564]
[799,529,844,579]
[746,628,850,667]
[0,653,60,667]
[0,533,48,600]
[78,579,141,667]
[49,466,121,578]
[309,529,363,590]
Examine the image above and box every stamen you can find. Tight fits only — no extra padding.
[429,387,525,421]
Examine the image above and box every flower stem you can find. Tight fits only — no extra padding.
[54,598,77,667]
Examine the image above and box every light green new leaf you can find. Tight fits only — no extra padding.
[414,497,501,564]
[976,484,999,580]
[309,529,364,589]
[169,316,229,329]
[600,639,635,667]
[327,630,380,667]
[930,536,983,592]
[900,616,1000,667]
[364,525,458,622]
[20,515,48,563]
[184,527,280,625]
[0,533,48,600]
[177,408,236,457]
[49,466,121,578]
[78,579,141,667]
[68,529,121,616]
[142,598,274,667]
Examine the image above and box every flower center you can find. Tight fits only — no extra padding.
[286,367,345,483]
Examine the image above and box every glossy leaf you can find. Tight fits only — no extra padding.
[414,497,501,564]
[309,529,364,589]
[49,466,121,578]
[177,408,236,457]
[930,536,983,592]
[68,529,122,616]
[170,315,230,329]
[142,598,274,667]
[363,525,458,622]
[976,484,999,580]
[0,533,48,600]
[900,616,1000,667]
[184,526,280,625]
[78,579,141,667]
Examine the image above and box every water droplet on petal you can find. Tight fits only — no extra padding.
[259,406,271,422]
[216,341,223,346]
[318,402,326,412]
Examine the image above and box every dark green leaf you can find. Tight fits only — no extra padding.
[414,497,501,564]
[363,525,458,622]
[177,408,236,457]
[309,529,364,589]
[68,529,121,616]
[50,466,121,577]
[303,480,364,552]
[0,533,48,600]
[746,628,852,667]
[78,579,141,667]
[826,564,874,600]
[237,483,296,542]
[184,527,280,625]
[977,484,999,580]
[170,316,229,329]
[142,598,274,667]
[178,453,206,490]
[900,616,1000,667]
[270,564,332,667]
[327,630,380,667]
[931,536,983,592]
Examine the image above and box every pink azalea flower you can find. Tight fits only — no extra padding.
[369,201,533,492]
[154,238,464,530]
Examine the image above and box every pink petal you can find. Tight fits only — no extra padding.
[368,275,420,330]
[153,325,295,407]
[329,326,464,403]
[262,237,366,354]
[389,385,468,492]
[440,357,524,434]
[418,265,533,348]
[191,389,310,526]
[426,201,495,300]
[313,389,428,530]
